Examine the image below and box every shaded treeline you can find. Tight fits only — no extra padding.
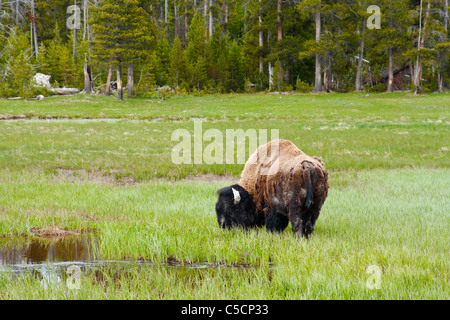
[0,0,448,99]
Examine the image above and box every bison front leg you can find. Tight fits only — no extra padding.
[265,208,289,232]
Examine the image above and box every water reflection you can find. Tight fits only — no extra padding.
[0,236,98,266]
[0,236,271,290]
[0,236,98,287]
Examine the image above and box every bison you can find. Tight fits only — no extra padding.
[215,139,329,238]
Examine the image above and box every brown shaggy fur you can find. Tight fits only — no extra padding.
[238,139,329,237]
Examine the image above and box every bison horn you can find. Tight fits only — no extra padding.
[232,188,241,205]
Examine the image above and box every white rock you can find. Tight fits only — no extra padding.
[33,73,52,89]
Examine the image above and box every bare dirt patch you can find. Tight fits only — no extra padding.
[30,226,80,238]
[53,167,136,185]
[179,173,237,183]
[53,167,236,185]
[0,114,101,121]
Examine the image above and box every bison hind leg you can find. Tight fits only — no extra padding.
[304,221,314,239]
[289,207,313,238]
[265,209,289,233]
[290,215,303,238]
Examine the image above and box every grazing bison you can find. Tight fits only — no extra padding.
[215,139,329,238]
[215,184,261,229]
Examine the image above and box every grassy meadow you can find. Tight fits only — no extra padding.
[0,92,449,299]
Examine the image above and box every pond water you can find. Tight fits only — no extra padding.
[0,235,261,288]
[0,236,97,288]
[0,235,234,271]
[0,236,98,267]
[0,235,276,289]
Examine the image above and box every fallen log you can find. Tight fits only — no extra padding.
[51,88,80,95]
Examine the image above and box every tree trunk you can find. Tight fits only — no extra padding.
[323,56,331,91]
[15,0,19,25]
[184,3,188,43]
[409,63,414,85]
[209,0,213,37]
[137,66,144,88]
[204,0,208,37]
[277,0,283,82]
[438,0,448,92]
[277,0,282,42]
[33,21,39,56]
[355,20,365,91]
[83,0,87,40]
[165,0,168,23]
[105,65,112,96]
[84,53,93,93]
[258,0,263,74]
[117,64,123,101]
[387,13,394,92]
[31,0,39,56]
[174,0,178,37]
[127,63,134,97]
[414,0,430,93]
[30,16,34,54]
[314,9,321,92]
[414,0,423,92]
[224,0,228,33]
[446,0,449,31]
[244,3,247,33]
[72,1,77,62]
[268,62,273,90]
[387,46,394,92]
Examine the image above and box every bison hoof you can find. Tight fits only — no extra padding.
[304,221,314,238]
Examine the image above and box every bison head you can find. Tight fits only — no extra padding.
[215,184,257,229]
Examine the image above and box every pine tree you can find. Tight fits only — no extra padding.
[90,0,154,100]
[169,36,188,88]
[227,40,244,92]
[155,28,171,86]
[5,28,35,97]
[313,0,321,92]
[192,55,208,90]
[413,0,431,93]
[185,12,209,90]
[35,0,73,42]
[186,12,208,62]
[210,25,229,89]
[272,59,285,91]
[366,0,411,92]
[123,2,156,97]
[136,53,157,96]
[297,0,323,92]
[1,0,447,95]
[437,0,449,92]
[41,25,76,88]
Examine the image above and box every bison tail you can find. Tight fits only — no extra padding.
[302,163,313,209]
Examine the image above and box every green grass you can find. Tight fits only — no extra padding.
[1,92,448,122]
[0,169,448,299]
[0,92,449,299]
[0,111,448,179]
